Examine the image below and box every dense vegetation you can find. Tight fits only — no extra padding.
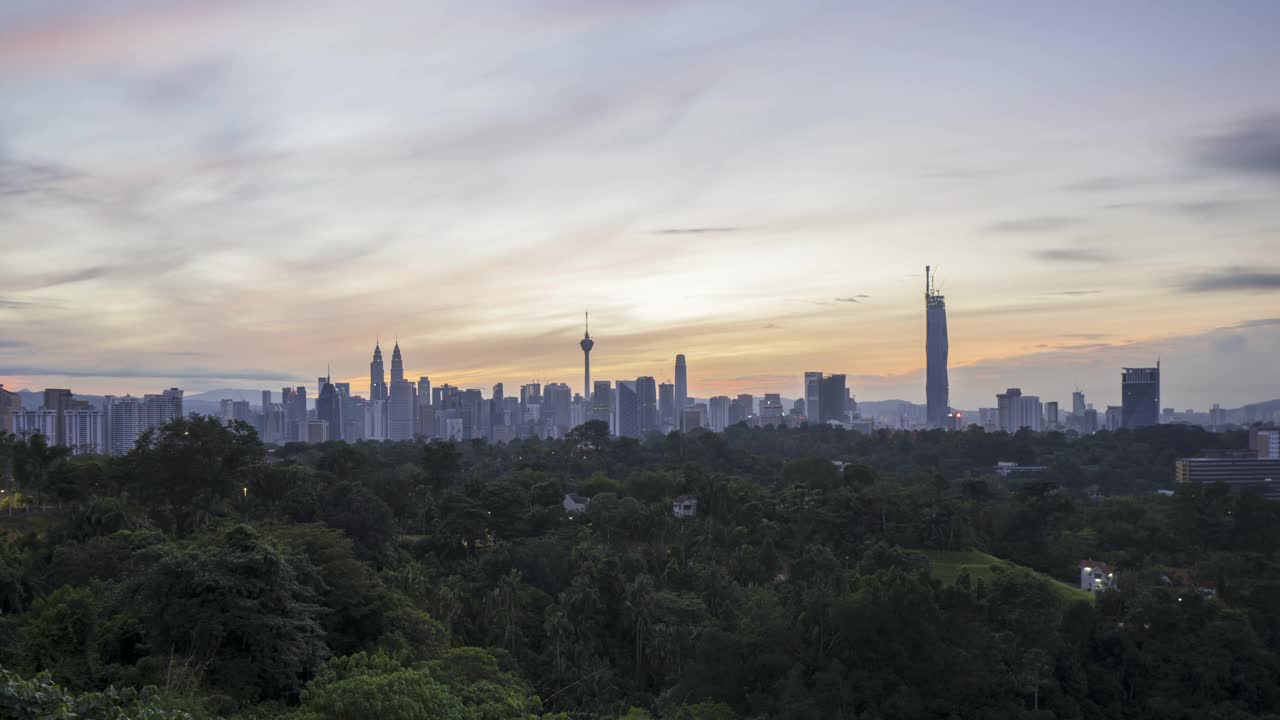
[1,419,1278,719]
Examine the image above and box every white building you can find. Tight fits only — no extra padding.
[562,493,589,514]
[997,389,1042,432]
[104,395,146,455]
[1079,560,1117,593]
[672,495,698,517]
[13,408,106,455]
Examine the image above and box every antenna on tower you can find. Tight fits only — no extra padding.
[926,265,931,298]
[585,311,589,337]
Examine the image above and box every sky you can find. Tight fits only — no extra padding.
[1,0,1279,410]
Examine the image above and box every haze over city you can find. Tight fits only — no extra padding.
[3,1,1279,408]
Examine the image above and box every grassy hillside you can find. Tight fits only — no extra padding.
[920,548,1092,605]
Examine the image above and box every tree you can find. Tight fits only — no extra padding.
[0,667,193,720]
[126,524,329,702]
[11,433,71,508]
[16,585,98,688]
[124,417,264,535]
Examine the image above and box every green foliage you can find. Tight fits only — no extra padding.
[125,524,329,703]
[0,666,192,720]
[2,420,1279,719]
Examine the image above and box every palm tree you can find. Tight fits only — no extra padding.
[13,433,71,510]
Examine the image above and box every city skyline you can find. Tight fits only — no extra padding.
[2,2,1279,408]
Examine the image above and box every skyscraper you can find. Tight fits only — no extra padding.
[591,380,613,427]
[544,383,573,435]
[317,371,342,441]
[615,380,639,438]
[996,388,1042,432]
[819,374,848,424]
[580,312,594,401]
[391,341,404,383]
[1122,364,1160,429]
[636,376,658,435]
[370,342,386,403]
[925,266,949,428]
[658,382,675,430]
[1072,390,1086,417]
[804,372,823,423]
[675,354,688,410]
[0,383,21,434]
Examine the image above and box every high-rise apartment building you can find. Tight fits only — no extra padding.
[104,395,145,455]
[709,396,730,432]
[925,266,950,428]
[1121,364,1160,429]
[996,388,1042,432]
[143,388,184,432]
[804,372,823,424]
[674,355,688,410]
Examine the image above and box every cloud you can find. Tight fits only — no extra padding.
[985,216,1079,233]
[1191,115,1280,178]
[0,340,26,349]
[1064,333,1110,340]
[0,298,33,309]
[1214,334,1248,353]
[0,366,297,381]
[833,297,859,303]
[1223,317,1280,330]
[1169,199,1246,218]
[1033,248,1112,263]
[1180,267,1280,293]
[11,265,111,292]
[1049,290,1103,296]
[651,226,741,235]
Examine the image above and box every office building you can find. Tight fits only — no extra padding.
[1210,404,1227,431]
[759,394,784,426]
[368,340,386,417]
[819,374,848,424]
[1105,405,1123,431]
[1121,364,1160,429]
[804,372,823,424]
[681,405,707,432]
[0,383,20,434]
[580,312,594,401]
[545,383,573,435]
[925,265,950,428]
[1072,390,1086,417]
[1252,429,1280,460]
[658,382,675,431]
[389,378,415,441]
[316,374,342,440]
[675,355,688,410]
[1044,401,1059,430]
[636,377,659,435]
[1176,457,1280,500]
[615,380,640,438]
[591,380,612,426]
[709,396,730,432]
